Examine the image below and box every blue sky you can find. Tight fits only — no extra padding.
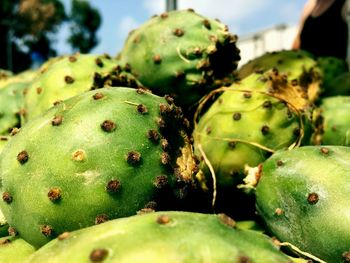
[55,0,306,56]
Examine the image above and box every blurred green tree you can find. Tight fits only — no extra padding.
[0,0,101,73]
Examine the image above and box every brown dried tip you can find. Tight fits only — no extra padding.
[93,92,104,100]
[164,95,174,104]
[228,141,236,149]
[263,100,272,109]
[95,214,109,225]
[160,139,169,151]
[53,100,63,106]
[68,56,77,62]
[41,225,53,237]
[36,87,42,94]
[137,104,148,114]
[320,147,329,155]
[106,180,121,194]
[137,208,155,215]
[243,92,252,99]
[159,103,171,115]
[48,188,61,202]
[90,248,108,262]
[203,19,211,30]
[261,125,270,135]
[291,79,298,86]
[154,175,168,189]
[173,28,184,37]
[233,112,241,121]
[95,58,104,67]
[156,215,170,225]
[64,76,74,84]
[8,227,17,236]
[307,192,319,205]
[10,128,20,136]
[153,55,162,64]
[58,232,70,240]
[206,126,212,135]
[218,213,236,228]
[342,251,350,262]
[52,115,63,126]
[2,192,12,204]
[147,130,160,143]
[101,120,116,132]
[17,150,29,164]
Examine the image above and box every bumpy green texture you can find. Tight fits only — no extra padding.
[0,70,36,89]
[0,82,28,135]
[0,137,9,155]
[312,96,350,146]
[256,146,350,263]
[24,54,142,122]
[0,87,196,248]
[323,72,350,97]
[193,70,312,188]
[118,9,241,107]
[238,50,321,102]
[0,236,35,263]
[26,211,290,263]
[316,56,348,94]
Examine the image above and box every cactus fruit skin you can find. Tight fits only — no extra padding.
[0,82,28,135]
[312,96,350,146]
[316,56,348,94]
[0,87,197,248]
[26,211,290,263]
[0,236,35,263]
[0,70,35,89]
[193,70,312,188]
[238,50,321,102]
[118,9,241,108]
[323,72,350,97]
[0,208,8,238]
[24,54,142,122]
[256,146,350,263]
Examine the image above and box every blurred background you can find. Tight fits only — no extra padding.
[1,0,349,73]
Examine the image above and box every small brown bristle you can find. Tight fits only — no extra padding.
[161,152,171,165]
[154,175,168,188]
[48,188,61,202]
[320,147,329,155]
[261,125,270,135]
[106,180,121,194]
[36,87,42,94]
[342,251,350,262]
[17,150,29,164]
[2,192,12,204]
[52,115,63,126]
[72,150,86,161]
[147,130,160,143]
[160,139,169,151]
[58,232,70,240]
[203,19,211,30]
[173,28,184,37]
[68,56,77,62]
[95,58,104,67]
[137,104,148,114]
[8,227,18,236]
[93,93,104,100]
[153,55,162,64]
[307,192,319,205]
[64,76,74,84]
[126,151,141,165]
[160,12,168,19]
[233,112,241,121]
[156,215,170,225]
[101,120,116,132]
[90,248,108,262]
[95,214,109,225]
[218,213,236,228]
[0,238,11,245]
[41,225,54,237]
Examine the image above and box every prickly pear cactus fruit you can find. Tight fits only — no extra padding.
[0,136,10,155]
[193,70,312,188]
[0,236,35,263]
[0,69,13,83]
[312,96,350,146]
[26,211,290,263]
[256,146,350,263]
[238,50,321,102]
[316,56,348,94]
[0,87,197,248]
[0,82,28,135]
[322,72,350,97]
[118,9,241,108]
[24,54,142,122]
[0,70,36,89]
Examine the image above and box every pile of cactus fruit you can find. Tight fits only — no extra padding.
[1,8,350,263]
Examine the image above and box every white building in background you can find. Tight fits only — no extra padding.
[236,24,298,67]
